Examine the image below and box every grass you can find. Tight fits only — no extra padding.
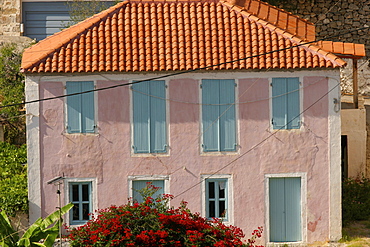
[340,220,370,246]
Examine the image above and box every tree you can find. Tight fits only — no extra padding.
[0,44,26,145]
[0,142,27,217]
[63,0,120,28]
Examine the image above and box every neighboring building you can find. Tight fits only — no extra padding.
[1,0,115,41]
[21,0,365,246]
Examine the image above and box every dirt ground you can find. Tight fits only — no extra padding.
[340,220,370,247]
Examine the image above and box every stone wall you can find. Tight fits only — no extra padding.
[270,0,370,58]
[0,0,21,36]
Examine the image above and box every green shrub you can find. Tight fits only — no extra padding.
[0,43,26,145]
[342,177,370,225]
[0,142,27,216]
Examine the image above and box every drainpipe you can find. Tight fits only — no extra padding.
[353,58,358,109]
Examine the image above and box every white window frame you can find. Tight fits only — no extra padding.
[64,177,97,227]
[201,174,233,225]
[199,80,239,155]
[269,77,303,131]
[265,173,307,246]
[128,175,170,201]
[129,80,170,156]
[64,81,98,134]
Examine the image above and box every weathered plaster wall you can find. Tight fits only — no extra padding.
[27,70,341,245]
[341,108,367,177]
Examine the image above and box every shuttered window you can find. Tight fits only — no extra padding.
[269,177,302,242]
[205,179,228,220]
[272,78,300,129]
[132,180,165,203]
[202,79,236,152]
[132,80,167,153]
[66,81,95,133]
[69,182,92,225]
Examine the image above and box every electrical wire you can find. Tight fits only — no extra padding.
[2,26,368,110]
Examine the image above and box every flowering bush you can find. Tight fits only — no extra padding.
[68,184,263,246]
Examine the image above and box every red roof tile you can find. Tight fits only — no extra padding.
[21,0,365,74]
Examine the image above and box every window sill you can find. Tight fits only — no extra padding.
[131,152,170,157]
[266,242,306,247]
[200,151,239,156]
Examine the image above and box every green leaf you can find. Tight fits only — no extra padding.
[40,203,73,230]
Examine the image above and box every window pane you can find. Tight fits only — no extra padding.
[82,184,89,201]
[208,182,215,198]
[209,201,215,218]
[72,184,79,202]
[72,204,79,220]
[219,201,226,217]
[219,185,225,198]
[82,203,90,220]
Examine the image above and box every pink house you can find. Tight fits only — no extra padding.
[21,0,365,245]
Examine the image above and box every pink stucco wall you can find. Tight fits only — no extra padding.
[37,73,334,244]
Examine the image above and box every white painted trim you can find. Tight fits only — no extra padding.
[63,80,98,135]
[199,79,239,155]
[269,76,304,131]
[36,70,340,83]
[63,177,98,227]
[129,80,170,157]
[328,76,342,241]
[25,76,41,224]
[265,173,307,246]
[200,174,234,225]
[127,175,170,200]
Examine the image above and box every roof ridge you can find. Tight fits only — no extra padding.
[21,1,128,71]
[220,0,346,67]
[233,0,315,41]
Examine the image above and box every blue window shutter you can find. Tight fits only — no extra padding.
[132,180,165,203]
[81,82,95,133]
[286,78,300,129]
[66,82,82,133]
[133,82,150,153]
[284,177,302,241]
[202,80,220,152]
[269,178,286,242]
[219,80,236,151]
[66,81,95,133]
[272,78,287,129]
[150,81,167,153]
[269,177,302,242]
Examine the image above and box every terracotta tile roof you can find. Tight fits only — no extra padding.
[21,0,365,74]
[316,41,366,58]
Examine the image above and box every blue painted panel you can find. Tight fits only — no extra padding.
[219,79,236,151]
[66,82,82,133]
[149,81,167,153]
[269,178,286,242]
[202,80,220,152]
[286,78,300,129]
[81,82,95,133]
[272,78,287,129]
[132,82,150,153]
